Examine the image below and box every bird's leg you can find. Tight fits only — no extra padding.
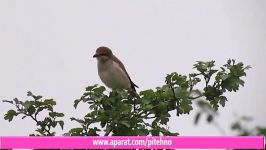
[130,91,139,113]
[133,98,136,112]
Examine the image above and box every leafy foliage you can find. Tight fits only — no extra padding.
[230,116,266,149]
[194,103,265,149]
[194,59,250,110]
[3,91,64,136]
[2,59,250,137]
[66,59,250,136]
[231,116,266,137]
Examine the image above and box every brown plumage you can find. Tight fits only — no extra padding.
[93,46,138,91]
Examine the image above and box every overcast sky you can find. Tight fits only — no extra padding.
[0,0,265,136]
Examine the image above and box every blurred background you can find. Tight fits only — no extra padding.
[0,0,265,136]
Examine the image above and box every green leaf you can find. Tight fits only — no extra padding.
[34,95,42,100]
[4,110,17,122]
[43,99,56,106]
[68,128,84,136]
[175,87,188,99]
[74,99,81,109]
[27,106,36,115]
[160,127,179,136]
[49,112,64,118]
[179,99,193,114]
[113,126,135,136]
[219,96,227,107]
[49,112,56,117]
[135,128,149,136]
[227,59,232,65]
[70,117,85,124]
[96,113,109,122]
[85,84,98,91]
[143,104,153,110]
[160,114,170,125]
[204,86,222,101]
[23,101,32,110]
[51,121,57,127]
[47,105,53,111]
[87,127,100,136]
[56,112,65,117]
[58,120,64,130]
[151,129,160,136]
[27,91,33,96]
[140,89,155,97]
[120,120,131,128]
[256,127,266,136]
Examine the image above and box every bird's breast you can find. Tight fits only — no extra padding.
[97,61,131,89]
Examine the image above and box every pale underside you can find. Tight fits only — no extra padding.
[97,60,131,90]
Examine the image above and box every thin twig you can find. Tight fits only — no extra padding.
[188,95,203,100]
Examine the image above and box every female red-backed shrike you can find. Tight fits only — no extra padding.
[93,46,138,91]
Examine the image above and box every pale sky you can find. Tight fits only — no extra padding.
[0,0,265,136]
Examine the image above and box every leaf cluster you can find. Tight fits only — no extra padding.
[3,91,64,136]
[2,59,250,137]
[67,59,249,136]
[193,59,250,110]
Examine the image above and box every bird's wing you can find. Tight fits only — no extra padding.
[112,55,138,91]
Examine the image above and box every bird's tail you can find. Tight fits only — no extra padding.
[130,82,139,92]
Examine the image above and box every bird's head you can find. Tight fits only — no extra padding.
[93,46,113,62]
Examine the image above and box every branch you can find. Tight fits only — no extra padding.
[104,124,113,136]
[169,84,177,100]
[13,102,53,136]
[188,95,203,100]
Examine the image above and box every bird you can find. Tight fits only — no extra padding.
[93,46,138,92]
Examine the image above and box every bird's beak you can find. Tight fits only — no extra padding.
[93,54,99,58]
